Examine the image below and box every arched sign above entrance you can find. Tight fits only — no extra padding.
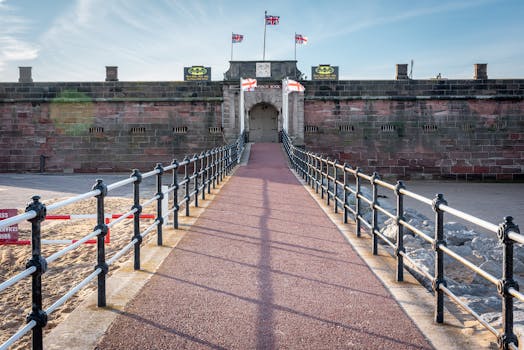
[256,84,281,89]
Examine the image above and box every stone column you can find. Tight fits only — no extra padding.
[474,64,487,80]
[105,66,118,81]
[18,67,33,83]
[396,64,408,80]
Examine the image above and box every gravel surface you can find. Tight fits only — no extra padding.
[95,143,432,349]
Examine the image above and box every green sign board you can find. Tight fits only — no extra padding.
[311,65,339,80]
[184,66,211,81]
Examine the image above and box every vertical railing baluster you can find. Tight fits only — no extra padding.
[184,156,190,217]
[131,169,142,270]
[497,216,520,350]
[201,152,206,200]
[432,193,447,323]
[315,157,319,193]
[395,181,405,282]
[216,149,221,185]
[302,151,306,179]
[212,149,217,189]
[25,196,47,350]
[371,172,379,255]
[355,168,361,237]
[334,160,339,213]
[308,153,312,186]
[206,151,212,194]
[326,159,331,206]
[93,179,108,306]
[155,163,164,245]
[171,159,179,230]
[343,163,348,224]
[194,154,199,208]
[321,158,325,199]
[218,147,223,183]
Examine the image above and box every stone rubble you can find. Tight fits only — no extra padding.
[323,179,524,331]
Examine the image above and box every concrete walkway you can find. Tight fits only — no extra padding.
[94,143,432,349]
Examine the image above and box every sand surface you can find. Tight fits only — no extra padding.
[0,196,158,349]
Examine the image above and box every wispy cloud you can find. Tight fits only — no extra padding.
[318,0,500,41]
[0,2,39,75]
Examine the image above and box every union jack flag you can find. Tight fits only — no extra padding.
[232,33,244,43]
[295,34,308,44]
[265,15,279,25]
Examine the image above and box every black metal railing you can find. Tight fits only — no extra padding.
[0,133,245,350]
[282,131,522,350]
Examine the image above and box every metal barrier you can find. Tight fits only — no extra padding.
[282,131,522,350]
[0,133,245,350]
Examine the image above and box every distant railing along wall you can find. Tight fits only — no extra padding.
[282,131,522,350]
[0,133,245,350]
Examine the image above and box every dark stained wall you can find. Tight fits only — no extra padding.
[1,78,523,179]
[302,80,524,180]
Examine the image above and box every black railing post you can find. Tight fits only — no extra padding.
[395,181,405,282]
[25,196,47,350]
[497,216,520,350]
[201,152,206,200]
[343,163,349,224]
[320,158,325,199]
[432,193,447,323]
[334,160,339,213]
[217,148,222,184]
[228,146,233,173]
[371,172,379,255]
[92,179,108,307]
[184,156,190,216]
[301,151,306,179]
[194,154,199,208]
[171,159,179,230]
[315,156,319,193]
[212,149,217,189]
[131,169,143,270]
[308,153,313,186]
[326,159,331,206]
[222,147,226,181]
[355,168,362,237]
[155,163,164,246]
[206,151,212,194]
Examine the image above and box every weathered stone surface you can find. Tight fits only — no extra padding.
[1,77,523,175]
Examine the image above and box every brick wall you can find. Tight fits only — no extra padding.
[1,78,523,179]
[0,81,225,172]
[302,79,524,180]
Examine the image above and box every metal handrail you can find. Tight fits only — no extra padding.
[0,132,245,350]
[281,130,521,350]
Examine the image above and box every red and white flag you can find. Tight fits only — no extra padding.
[232,33,244,43]
[241,78,257,91]
[265,14,280,25]
[285,79,305,93]
[295,34,308,44]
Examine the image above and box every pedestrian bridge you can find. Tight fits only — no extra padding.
[0,133,522,350]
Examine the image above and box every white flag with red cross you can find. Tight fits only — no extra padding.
[241,78,257,91]
[285,79,305,93]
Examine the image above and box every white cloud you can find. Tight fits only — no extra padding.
[0,2,40,77]
[318,0,501,41]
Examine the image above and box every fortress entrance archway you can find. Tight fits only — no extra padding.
[248,103,279,143]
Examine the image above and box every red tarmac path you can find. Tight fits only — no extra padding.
[95,143,433,349]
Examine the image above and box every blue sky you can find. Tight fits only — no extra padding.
[0,0,523,81]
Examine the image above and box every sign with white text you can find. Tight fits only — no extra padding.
[0,209,19,242]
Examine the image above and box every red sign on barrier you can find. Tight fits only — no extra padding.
[0,209,19,242]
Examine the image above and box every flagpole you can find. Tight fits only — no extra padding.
[231,32,233,61]
[294,33,297,79]
[240,78,244,135]
[294,33,297,61]
[263,10,267,60]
